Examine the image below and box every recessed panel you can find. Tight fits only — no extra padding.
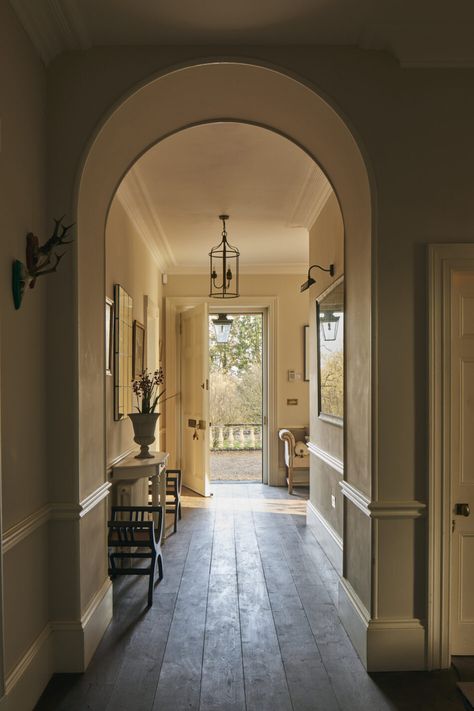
[461,360,474,484]
[460,534,474,621]
[462,297,474,336]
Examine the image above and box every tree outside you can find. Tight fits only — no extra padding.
[209,314,263,480]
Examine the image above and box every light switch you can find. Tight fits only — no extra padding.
[331,494,336,509]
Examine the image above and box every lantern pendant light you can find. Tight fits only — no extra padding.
[212,313,233,343]
[209,215,240,298]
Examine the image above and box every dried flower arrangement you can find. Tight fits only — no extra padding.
[131,368,167,414]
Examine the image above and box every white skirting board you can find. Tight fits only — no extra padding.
[0,626,54,711]
[0,579,113,709]
[339,578,427,671]
[306,500,343,575]
[53,578,113,672]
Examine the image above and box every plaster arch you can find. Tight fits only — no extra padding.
[75,59,373,634]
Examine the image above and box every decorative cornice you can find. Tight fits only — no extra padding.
[289,164,332,230]
[116,168,176,273]
[339,481,427,519]
[307,441,344,475]
[166,263,308,276]
[10,0,90,65]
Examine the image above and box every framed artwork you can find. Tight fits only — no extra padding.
[304,325,310,381]
[132,320,145,378]
[317,278,344,424]
[114,284,133,420]
[105,297,114,376]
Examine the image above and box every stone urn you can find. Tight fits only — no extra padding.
[128,412,160,459]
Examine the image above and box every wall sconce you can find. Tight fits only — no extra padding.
[212,313,233,343]
[300,263,335,293]
[209,215,240,298]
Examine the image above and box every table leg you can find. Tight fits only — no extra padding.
[151,472,164,542]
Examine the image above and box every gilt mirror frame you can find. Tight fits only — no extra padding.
[113,284,133,420]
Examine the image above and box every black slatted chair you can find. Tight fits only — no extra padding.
[108,505,163,607]
[166,468,182,534]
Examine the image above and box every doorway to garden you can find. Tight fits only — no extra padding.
[209,312,264,483]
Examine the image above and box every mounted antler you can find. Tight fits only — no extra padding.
[12,217,74,309]
[26,218,74,287]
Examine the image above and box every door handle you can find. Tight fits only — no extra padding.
[454,503,470,517]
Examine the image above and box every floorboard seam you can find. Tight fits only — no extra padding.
[235,484,249,711]
[251,489,295,711]
[150,527,194,710]
[279,524,344,711]
[198,500,216,710]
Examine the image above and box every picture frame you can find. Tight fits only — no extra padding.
[105,297,114,376]
[304,325,310,381]
[114,284,133,420]
[132,320,145,378]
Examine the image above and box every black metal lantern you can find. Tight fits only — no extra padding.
[319,310,341,341]
[212,313,233,343]
[209,215,239,298]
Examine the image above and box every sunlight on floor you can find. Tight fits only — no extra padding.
[181,492,307,516]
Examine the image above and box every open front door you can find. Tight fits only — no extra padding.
[180,303,210,496]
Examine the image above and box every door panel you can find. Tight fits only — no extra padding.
[180,303,210,497]
[450,270,474,654]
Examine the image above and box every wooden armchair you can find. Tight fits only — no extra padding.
[108,505,163,607]
[278,428,309,494]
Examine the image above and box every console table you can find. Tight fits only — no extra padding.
[111,451,169,540]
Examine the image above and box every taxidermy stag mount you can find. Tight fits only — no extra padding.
[12,217,74,310]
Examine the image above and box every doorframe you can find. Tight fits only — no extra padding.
[428,243,474,669]
[165,296,278,485]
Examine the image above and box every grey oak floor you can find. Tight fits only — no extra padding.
[36,484,463,711]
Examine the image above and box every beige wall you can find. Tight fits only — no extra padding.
[164,272,310,473]
[308,193,344,533]
[0,0,49,684]
[105,198,163,466]
[0,40,471,702]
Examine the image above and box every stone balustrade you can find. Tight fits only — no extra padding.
[210,424,262,451]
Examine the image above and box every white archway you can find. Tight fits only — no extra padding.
[75,59,373,664]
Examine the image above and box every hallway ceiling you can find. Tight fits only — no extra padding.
[115,122,331,274]
[10,0,474,67]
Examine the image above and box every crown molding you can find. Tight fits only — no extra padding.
[116,167,176,273]
[166,263,308,276]
[289,164,332,230]
[10,0,90,65]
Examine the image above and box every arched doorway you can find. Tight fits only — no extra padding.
[73,60,373,668]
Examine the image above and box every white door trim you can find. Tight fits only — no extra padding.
[165,296,278,486]
[428,243,474,669]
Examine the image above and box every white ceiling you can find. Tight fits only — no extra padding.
[10,0,474,67]
[115,122,331,274]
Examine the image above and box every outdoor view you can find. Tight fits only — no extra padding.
[318,281,344,419]
[209,314,263,481]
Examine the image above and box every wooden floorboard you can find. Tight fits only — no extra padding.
[36,483,464,711]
